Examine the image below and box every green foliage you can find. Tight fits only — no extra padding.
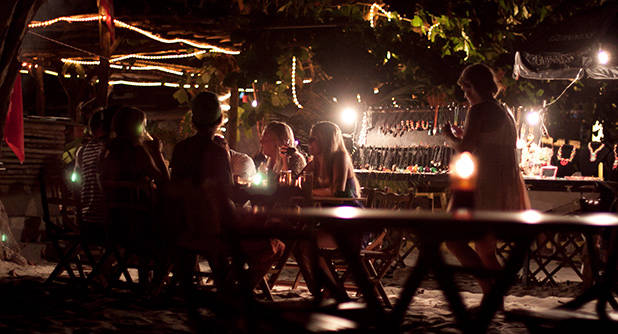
[166,0,615,140]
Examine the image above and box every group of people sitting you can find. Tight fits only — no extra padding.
[73,91,360,296]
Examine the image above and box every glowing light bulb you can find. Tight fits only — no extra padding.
[70,171,79,183]
[340,107,357,126]
[598,50,610,65]
[253,172,265,186]
[251,100,258,108]
[526,111,540,126]
[453,152,476,179]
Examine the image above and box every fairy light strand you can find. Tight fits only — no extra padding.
[291,56,303,109]
[29,14,240,55]
[62,50,208,65]
[109,64,184,76]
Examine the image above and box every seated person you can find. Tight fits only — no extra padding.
[306,121,360,199]
[99,106,170,289]
[259,121,306,177]
[170,92,283,290]
[100,106,169,246]
[297,121,362,300]
[213,134,256,183]
[75,106,118,237]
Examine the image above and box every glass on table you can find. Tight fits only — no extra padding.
[278,170,293,186]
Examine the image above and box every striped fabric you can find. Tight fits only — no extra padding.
[78,140,106,224]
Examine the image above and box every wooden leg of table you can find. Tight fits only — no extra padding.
[431,243,471,332]
[389,243,430,330]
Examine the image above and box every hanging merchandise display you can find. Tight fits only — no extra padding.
[557,144,577,166]
[354,104,465,175]
[588,142,605,162]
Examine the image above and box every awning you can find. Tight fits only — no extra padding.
[513,4,618,80]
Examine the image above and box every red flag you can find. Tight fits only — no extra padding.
[4,75,25,163]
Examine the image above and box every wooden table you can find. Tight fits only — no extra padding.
[259,207,618,333]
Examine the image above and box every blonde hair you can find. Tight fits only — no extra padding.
[310,121,358,196]
[263,121,296,172]
[263,121,294,146]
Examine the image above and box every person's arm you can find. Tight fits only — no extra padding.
[138,145,168,186]
[459,106,483,153]
[144,138,170,181]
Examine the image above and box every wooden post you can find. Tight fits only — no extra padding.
[34,65,45,115]
[228,83,239,150]
[95,0,113,111]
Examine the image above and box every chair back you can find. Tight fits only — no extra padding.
[364,190,413,252]
[39,160,79,236]
[367,189,413,210]
[101,179,156,246]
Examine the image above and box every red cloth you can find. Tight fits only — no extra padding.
[4,75,24,163]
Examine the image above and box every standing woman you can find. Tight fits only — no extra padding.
[307,121,360,199]
[444,63,530,297]
[260,121,306,176]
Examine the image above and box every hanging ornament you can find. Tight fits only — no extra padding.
[588,142,605,162]
[556,145,577,166]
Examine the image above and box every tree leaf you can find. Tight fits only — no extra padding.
[411,15,423,27]
[173,88,189,105]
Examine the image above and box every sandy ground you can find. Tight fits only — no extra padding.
[0,250,602,333]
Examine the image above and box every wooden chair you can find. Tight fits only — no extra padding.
[319,190,413,307]
[90,179,160,290]
[506,227,618,332]
[524,231,588,285]
[39,164,92,285]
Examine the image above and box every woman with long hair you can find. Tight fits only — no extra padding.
[444,63,530,301]
[260,121,306,176]
[296,121,361,301]
[307,121,360,198]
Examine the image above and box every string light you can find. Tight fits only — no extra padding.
[109,64,185,76]
[28,14,100,28]
[164,82,180,87]
[368,3,392,28]
[62,59,99,65]
[108,80,162,87]
[29,14,240,55]
[291,56,303,109]
[62,50,208,66]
